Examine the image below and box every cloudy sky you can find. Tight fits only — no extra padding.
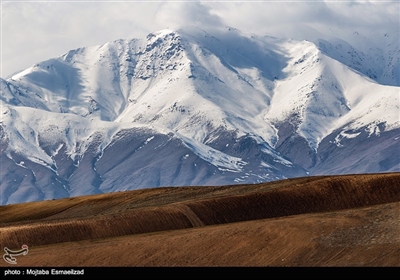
[1,0,399,78]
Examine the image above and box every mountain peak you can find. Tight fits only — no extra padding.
[148,28,178,38]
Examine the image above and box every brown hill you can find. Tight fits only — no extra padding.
[1,172,400,267]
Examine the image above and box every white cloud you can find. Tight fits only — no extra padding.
[154,1,223,29]
[205,1,399,37]
[1,0,398,78]
[1,1,161,77]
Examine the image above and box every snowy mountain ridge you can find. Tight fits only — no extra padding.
[1,26,399,204]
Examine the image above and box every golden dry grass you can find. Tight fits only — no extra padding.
[1,172,400,267]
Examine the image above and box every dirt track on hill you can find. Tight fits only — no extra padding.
[1,173,400,267]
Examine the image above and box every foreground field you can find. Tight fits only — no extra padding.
[1,173,400,267]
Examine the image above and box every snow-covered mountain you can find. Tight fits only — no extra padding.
[1,26,399,205]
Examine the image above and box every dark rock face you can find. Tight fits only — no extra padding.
[312,126,400,175]
[274,120,317,170]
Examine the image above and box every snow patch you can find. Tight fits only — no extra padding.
[176,132,247,172]
[333,130,362,147]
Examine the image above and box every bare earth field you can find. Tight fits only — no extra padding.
[1,172,400,270]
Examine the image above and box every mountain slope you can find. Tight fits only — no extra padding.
[1,27,399,204]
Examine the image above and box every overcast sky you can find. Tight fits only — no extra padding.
[1,0,399,78]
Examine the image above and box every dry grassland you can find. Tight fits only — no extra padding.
[1,173,399,267]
